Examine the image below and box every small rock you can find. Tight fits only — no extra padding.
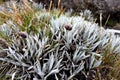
[113,23,120,30]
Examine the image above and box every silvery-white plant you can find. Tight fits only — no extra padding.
[0,6,120,80]
[80,9,94,21]
[32,2,44,10]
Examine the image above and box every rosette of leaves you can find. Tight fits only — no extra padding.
[0,28,102,80]
[0,17,102,80]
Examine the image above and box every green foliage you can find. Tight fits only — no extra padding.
[107,19,117,26]
[0,0,4,4]
[0,32,11,43]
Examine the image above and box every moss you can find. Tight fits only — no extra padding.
[107,19,117,26]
